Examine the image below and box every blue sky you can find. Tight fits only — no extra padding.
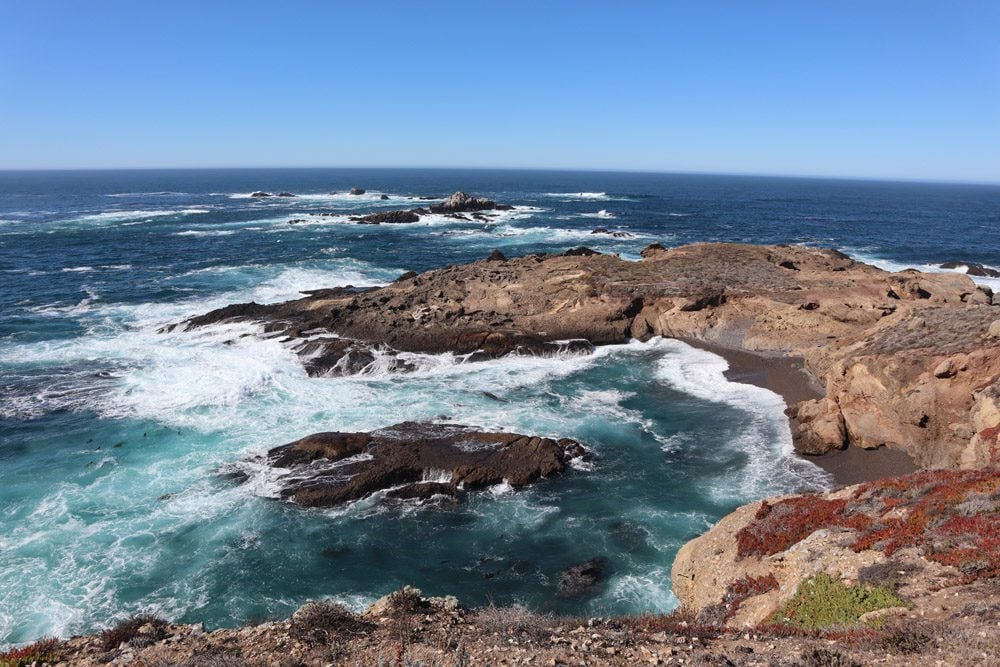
[1,1,998,181]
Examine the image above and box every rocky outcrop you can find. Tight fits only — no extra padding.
[349,187,366,195]
[941,261,1000,278]
[250,191,271,197]
[178,243,1000,469]
[556,557,609,597]
[429,191,513,213]
[248,421,589,508]
[353,209,421,224]
[672,468,1000,628]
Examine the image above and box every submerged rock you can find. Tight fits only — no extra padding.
[556,557,609,597]
[251,422,590,508]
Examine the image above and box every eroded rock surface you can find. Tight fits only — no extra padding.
[250,421,589,508]
[671,468,1000,628]
[178,243,1000,468]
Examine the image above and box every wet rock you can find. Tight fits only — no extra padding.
[349,187,366,195]
[250,191,271,197]
[562,247,600,257]
[941,261,1000,278]
[253,422,590,508]
[380,194,390,200]
[591,227,632,238]
[354,209,421,224]
[429,191,513,213]
[556,557,608,597]
[276,192,295,197]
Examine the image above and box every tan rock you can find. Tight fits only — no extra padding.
[181,243,1000,471]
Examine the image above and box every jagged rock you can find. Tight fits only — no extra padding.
[487,249,507,262]
[640,243,668,258]
[250,191,271,197]
[349,187,366,195]
[380,194,389,200]
[251,422,590,507]
[941,261,1000,278]
[354,210,421,225]
[429,191,513,213]
[556,557,608,597]
[562,247,599,257]
[591,227,632,238]
[276,192,295,197]
[934,359,957,378]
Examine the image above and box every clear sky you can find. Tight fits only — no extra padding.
[1,1,998,181]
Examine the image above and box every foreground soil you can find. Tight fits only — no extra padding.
[26,580,997,666]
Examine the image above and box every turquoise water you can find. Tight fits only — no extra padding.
[2,169,998,644]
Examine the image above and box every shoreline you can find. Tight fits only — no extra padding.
[678,337,918,486]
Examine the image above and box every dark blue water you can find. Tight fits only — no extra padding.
[1,169,998,644]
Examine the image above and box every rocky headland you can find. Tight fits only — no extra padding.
[21,243,998,666]
[177,242,1000,470]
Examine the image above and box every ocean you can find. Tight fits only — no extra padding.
[1,168,998,644]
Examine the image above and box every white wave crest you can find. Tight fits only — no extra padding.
[653,338,831,498]
[844,248,1000,293]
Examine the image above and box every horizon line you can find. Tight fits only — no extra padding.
[0,165,997,188]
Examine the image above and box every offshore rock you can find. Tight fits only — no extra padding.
[349,187,366,195]
[556,557,609,597]
[254,421,589,508]
[180,243,1000,469]
[353,209,421,224]
[940,261,1000,278]
[429,191,513,213]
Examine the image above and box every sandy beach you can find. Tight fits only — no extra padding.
[680,338,919,486]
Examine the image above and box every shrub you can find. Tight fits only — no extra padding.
[100,613,168,650]
[0,638,61,667]
[769,573,908,630]
[734,470,1000,582]
[473,603,554,636]
[856,561,921,590]
[699,574,779,625]
[879,625,932,654]
[735,497,869,558]
[799,647,861,667]
[290,600,373,644]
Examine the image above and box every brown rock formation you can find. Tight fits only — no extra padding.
[671,468,1000,628]
[178,243,1000,469]
[250,421,589,508]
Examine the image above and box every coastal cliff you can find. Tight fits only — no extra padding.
[15,243,1000,665]
[180,242,1000,470]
